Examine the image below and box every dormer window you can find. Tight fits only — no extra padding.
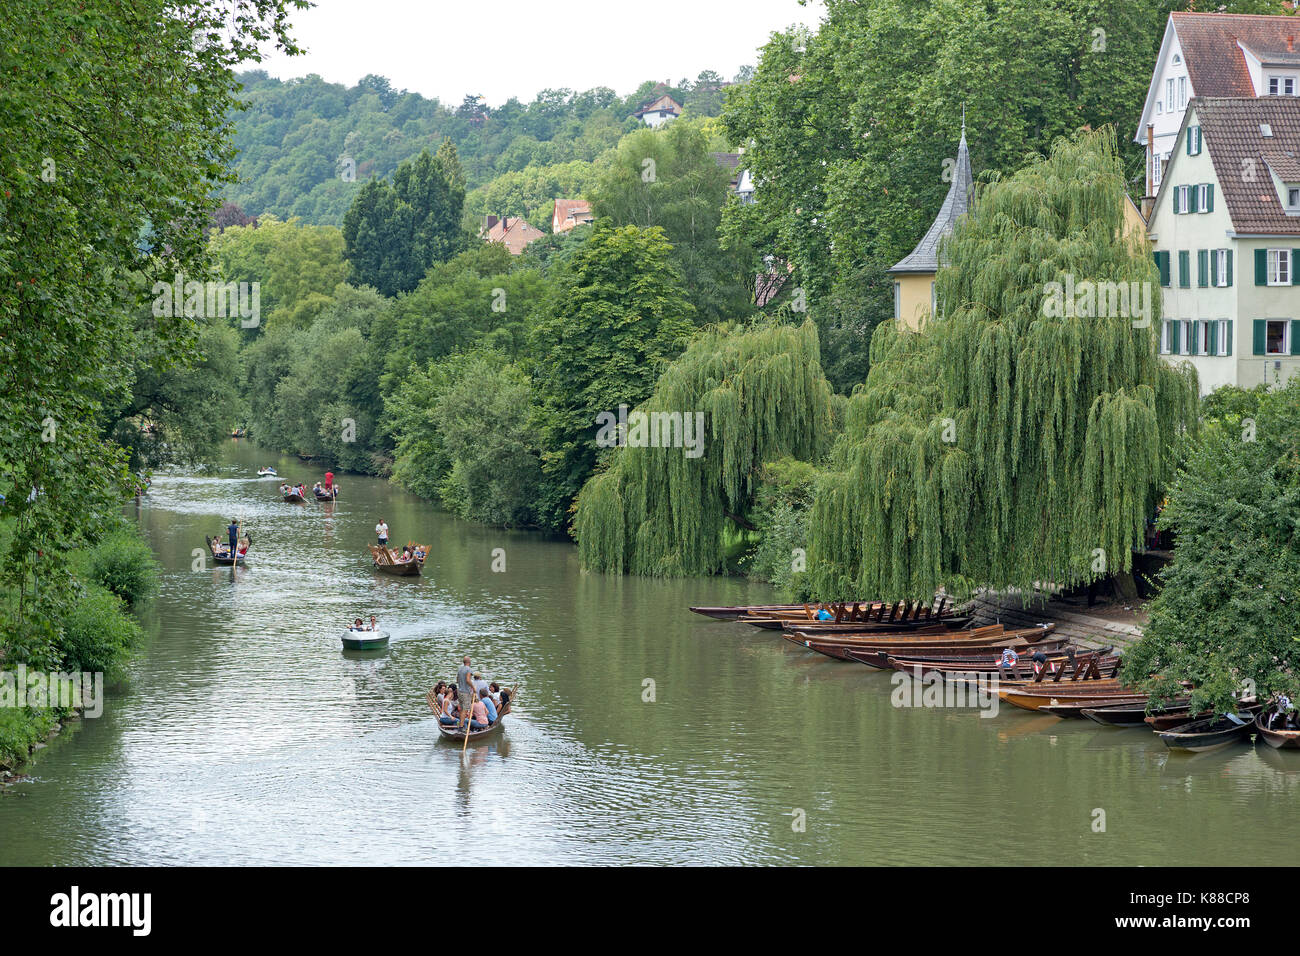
[1287,186,1300,213]
[1268,75,1297,96]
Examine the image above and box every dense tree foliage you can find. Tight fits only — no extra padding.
[806,130,1199,600]
[341,143,468,297]
[0,0,301,765]
[576,321,836,574]
[530,221,697,531]
[1123,380,1300,713]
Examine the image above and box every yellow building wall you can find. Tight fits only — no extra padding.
[894,274,934,331]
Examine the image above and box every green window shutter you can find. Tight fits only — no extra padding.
[1226,250,1234,287]
[1171,320,1181,355]
[1292,250,1300,285]
[1189,188,1199,213]
[1180,250,1192,288]
[1155,251,1170,286]
[1209,321,1218,356]
[1205,184,1214,212]
[1292,320,1300,355]
[1253,319,1267,355]
[1186,129,1193,155]
[1225,320,1233,356]
[1173,189,1181,215]
[1256,249,1268,285]
[1199,249,1209,287]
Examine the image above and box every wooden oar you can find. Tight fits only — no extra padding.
[462,690,476,756]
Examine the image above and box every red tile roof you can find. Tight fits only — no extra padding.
[1188,96,1300,235]
[1173,12,1300,98]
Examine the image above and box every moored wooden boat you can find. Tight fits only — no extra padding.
[690,600,888,622]
[1144,700,1260,731]
[997,681,1141,712]
[1254,710,1300,750]
[887,647,1115,677]
[1157,713,1255,752]
[791,623,1058,663]
[1082,699,1190,727]
[1039,695,1150,719]
[341,628,389,650]
[369,543,426,576]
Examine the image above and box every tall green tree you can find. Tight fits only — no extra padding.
[0,0,304,648]
[529,221,696,532]
[590,120,753,323]
[1123,380,1300,714]
[575,321,836,575]
[342,142,467,296]
[806,129,1199,600]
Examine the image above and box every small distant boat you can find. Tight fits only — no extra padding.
[341,628,389,650]
[1157,712,1255,753]
[257,467,278,477]
[231,427,246,438]
[1255,709,1300,750]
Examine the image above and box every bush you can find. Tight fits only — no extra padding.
[59,583,141,676]
[86,530,158,606]
[0,707,60,770]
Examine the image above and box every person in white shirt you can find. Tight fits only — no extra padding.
[375,519,389,547]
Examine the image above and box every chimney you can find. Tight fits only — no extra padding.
[1142,123,1156,220]
[484,215,499,233]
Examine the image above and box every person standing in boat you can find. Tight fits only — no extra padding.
[227,518,240,559]
[325,471,335,497]
[456,656,475,731]
[376,518,389,548]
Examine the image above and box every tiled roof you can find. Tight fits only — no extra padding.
[889,132,973,274]
[1191,96,1300,235]
[633,94,681,117]
[553,199,591,219]
[1173,13,1300,98]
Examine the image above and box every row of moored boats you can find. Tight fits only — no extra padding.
[689,599,1298,753]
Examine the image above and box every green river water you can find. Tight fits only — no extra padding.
[1,440,1296,865]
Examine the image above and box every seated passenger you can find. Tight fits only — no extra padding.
[469,696,490,732]
[815,604,834,621]
[482,693,498,725]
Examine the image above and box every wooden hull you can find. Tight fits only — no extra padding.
[1081,701,1178,727]
[745,615,969,632]
[888,650,1117,678]
[1039,696,1150,719]
[212,554,246,566]
[792,624,1058,663]
[283,493,306,502]
[341,630,389,650]
[1255,711,1300,749]
[1158,714,1255,752]
[998,684,1141,712]
[689,603,879,621]
[1145,701,1260,732]
[437,718,505,742]
[373,560,420,576]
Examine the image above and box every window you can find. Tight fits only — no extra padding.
[1180,319,1193,356]
[1269,248,1291,285]
[1261,318,1291,355]
[1167,78,1175,109]
[1174,185,1190,213]
[893,281,900,321]
[1197,183,1212,212]
[1197,320,1213,356]
[1152,153,1164,188]
[1156,100,1163,115]
[1214,248,1232,287]
[1160,319,1173,355]
[1186,126,1201,155]
[1178,77,1187,108]
[1288,187,1300,212]
[1268,76,1296,96]
[930,281,937,318]
[1216,319,1232,356]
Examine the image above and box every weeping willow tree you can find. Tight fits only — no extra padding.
[807,128,1199,601]
[575,320,837,575]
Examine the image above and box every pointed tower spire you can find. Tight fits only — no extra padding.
[888,124,973,276]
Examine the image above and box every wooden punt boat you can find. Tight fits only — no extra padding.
[282,490,306,503]
[1039,696,1150,719]
[747,616,974,633]
[206,535,249,566]
[912,653,1123,688]
[1082,699,1189,727]
[880,638,1077,665]
[691,601,888,622]
[739,598,958,629]
[313,488,337,500]
[341,628,389,650]
[791,624,1057,662]
[1254,710,1300,750]
[998,682,1141,712]
[1144,700,1260,731]
[1157,713,1255,752]
[432,687,516,742]
[887,646,1113,676]
[369,543,427,576]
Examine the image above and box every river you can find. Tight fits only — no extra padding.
[1,440,1296,865]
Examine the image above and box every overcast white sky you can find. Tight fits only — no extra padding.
[256,0,824,105]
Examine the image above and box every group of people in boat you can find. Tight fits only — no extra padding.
[348,615,379,632]
[280,482,307,498]
[210,517,249,559]
[1265,695,1298,730]
[373,518,425,563]
[431,656,510,732]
